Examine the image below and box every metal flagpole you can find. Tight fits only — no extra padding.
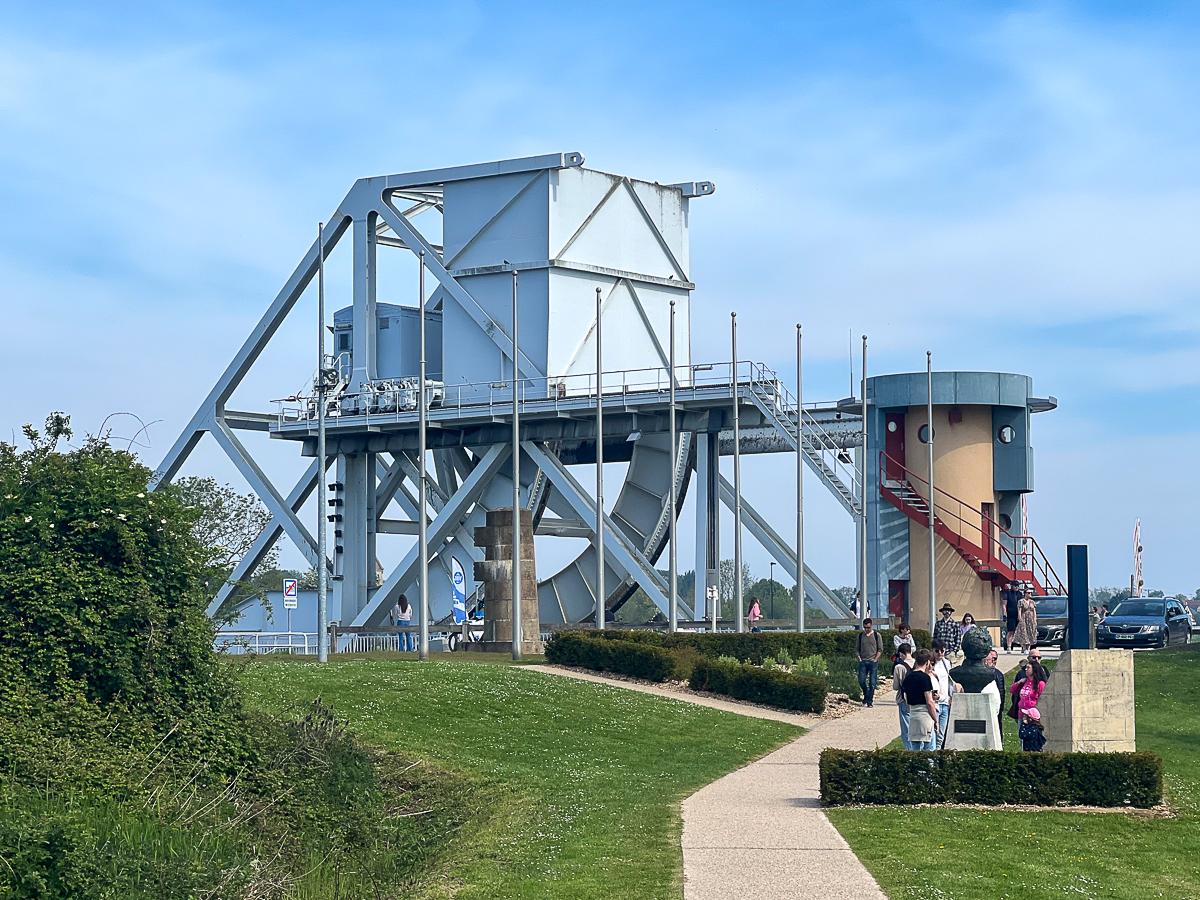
[732,312,744,633]
[418,251,429,661]
[796,323,805,633]
[316,221,329,663]
[927,350,937,632]
[668,299,678,633]
[511,270,522,660]
[860,335,869,619]
[595,286,606,631]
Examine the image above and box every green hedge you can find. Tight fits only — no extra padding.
[588,628,931,665]
[544,632,677,682]
[819,748,1164,809]
[689,658,827,713]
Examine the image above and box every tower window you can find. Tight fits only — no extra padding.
[918,424,935,443]
[997,425,1015,444]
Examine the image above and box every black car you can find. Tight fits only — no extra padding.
[1096,598,1193,649]
[1034,595,1070,650]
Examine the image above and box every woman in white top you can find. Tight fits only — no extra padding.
[390,594,415,652]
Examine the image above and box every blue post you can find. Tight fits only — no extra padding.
[1066,544,1090,650]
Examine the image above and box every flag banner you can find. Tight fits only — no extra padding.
[451,557,468,624]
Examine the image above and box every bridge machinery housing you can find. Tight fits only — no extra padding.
[152,152,875,630]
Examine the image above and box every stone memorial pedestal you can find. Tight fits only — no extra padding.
[1039,649,1135,753]
[473,508,543,655]
[944,692,1002,751]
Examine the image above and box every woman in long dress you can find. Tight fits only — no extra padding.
[1012,593,1039,654]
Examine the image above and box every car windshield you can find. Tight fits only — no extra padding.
[1035,596,1068,616]
[1109,600,1165,618]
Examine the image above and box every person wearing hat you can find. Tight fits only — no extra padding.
[933,603,961,658]
[1018,706,1046,752]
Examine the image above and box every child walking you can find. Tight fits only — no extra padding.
[1018,707,1046,752]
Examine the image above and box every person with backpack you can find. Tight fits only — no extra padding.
[893,643,916,749]
[856,617,885,708]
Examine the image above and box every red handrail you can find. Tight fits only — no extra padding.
[880,451,1064,595]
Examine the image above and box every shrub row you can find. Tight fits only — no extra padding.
[689,658,827,713]
[819,748,1164,809]
[544,632,677,682]
[589,628,931,666]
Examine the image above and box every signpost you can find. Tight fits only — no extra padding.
[283,577,299,635]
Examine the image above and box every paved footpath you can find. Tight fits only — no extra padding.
[682,651,1027,900]
[529,655,1024,900]
[681,699,895,899]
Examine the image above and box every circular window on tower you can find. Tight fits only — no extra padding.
[999,513,1013,530]
[918,424,934,443]
[998,425,1016,444]
[887,420,898,433]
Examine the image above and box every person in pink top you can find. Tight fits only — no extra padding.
[1010,658,1048,712]
[747,596,763,633]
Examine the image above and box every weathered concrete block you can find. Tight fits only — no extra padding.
[1040,650,1135,753]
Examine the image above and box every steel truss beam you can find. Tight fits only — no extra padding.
[523,441,694,620]
[151,154,585,614]
[716,474,850,619]
[350,443,512,627]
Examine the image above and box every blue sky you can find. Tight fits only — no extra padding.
[2,1,1198,593]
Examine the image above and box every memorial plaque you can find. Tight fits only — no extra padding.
[954,720,987,734]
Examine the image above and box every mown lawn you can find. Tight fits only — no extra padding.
[241,657,800,899]
[828,647,1200,900]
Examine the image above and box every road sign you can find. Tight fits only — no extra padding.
[283,578,299,610]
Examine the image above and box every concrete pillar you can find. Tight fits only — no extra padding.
[473,508,543,654]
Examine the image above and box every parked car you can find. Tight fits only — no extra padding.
[1034,595,1070,650]
[1095,598,1192,649]
[1185,605,1200,636]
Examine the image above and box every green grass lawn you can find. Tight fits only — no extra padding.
[828,647,1200,900]
[240,656,800,899]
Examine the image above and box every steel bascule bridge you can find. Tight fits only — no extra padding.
[151,151,873,631]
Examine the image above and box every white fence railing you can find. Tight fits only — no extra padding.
[214,631,317,655]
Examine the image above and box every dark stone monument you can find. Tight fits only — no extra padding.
[945,627,1001,750]
[949,628,996,693]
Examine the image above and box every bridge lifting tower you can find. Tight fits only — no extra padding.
[151,152,866,631]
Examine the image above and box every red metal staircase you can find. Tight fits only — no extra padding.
[879,452,1065,596]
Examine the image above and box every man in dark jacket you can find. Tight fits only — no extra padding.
[1002,581,1021,650]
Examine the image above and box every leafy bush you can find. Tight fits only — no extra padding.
[826,656,864,700]
[0,417,469,898]
[690,658,827,713]
[819,748,1163,808]
[791,653,826,676]
[544,632,676,682]
[591,628,930,666]
[776,648,794,667]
